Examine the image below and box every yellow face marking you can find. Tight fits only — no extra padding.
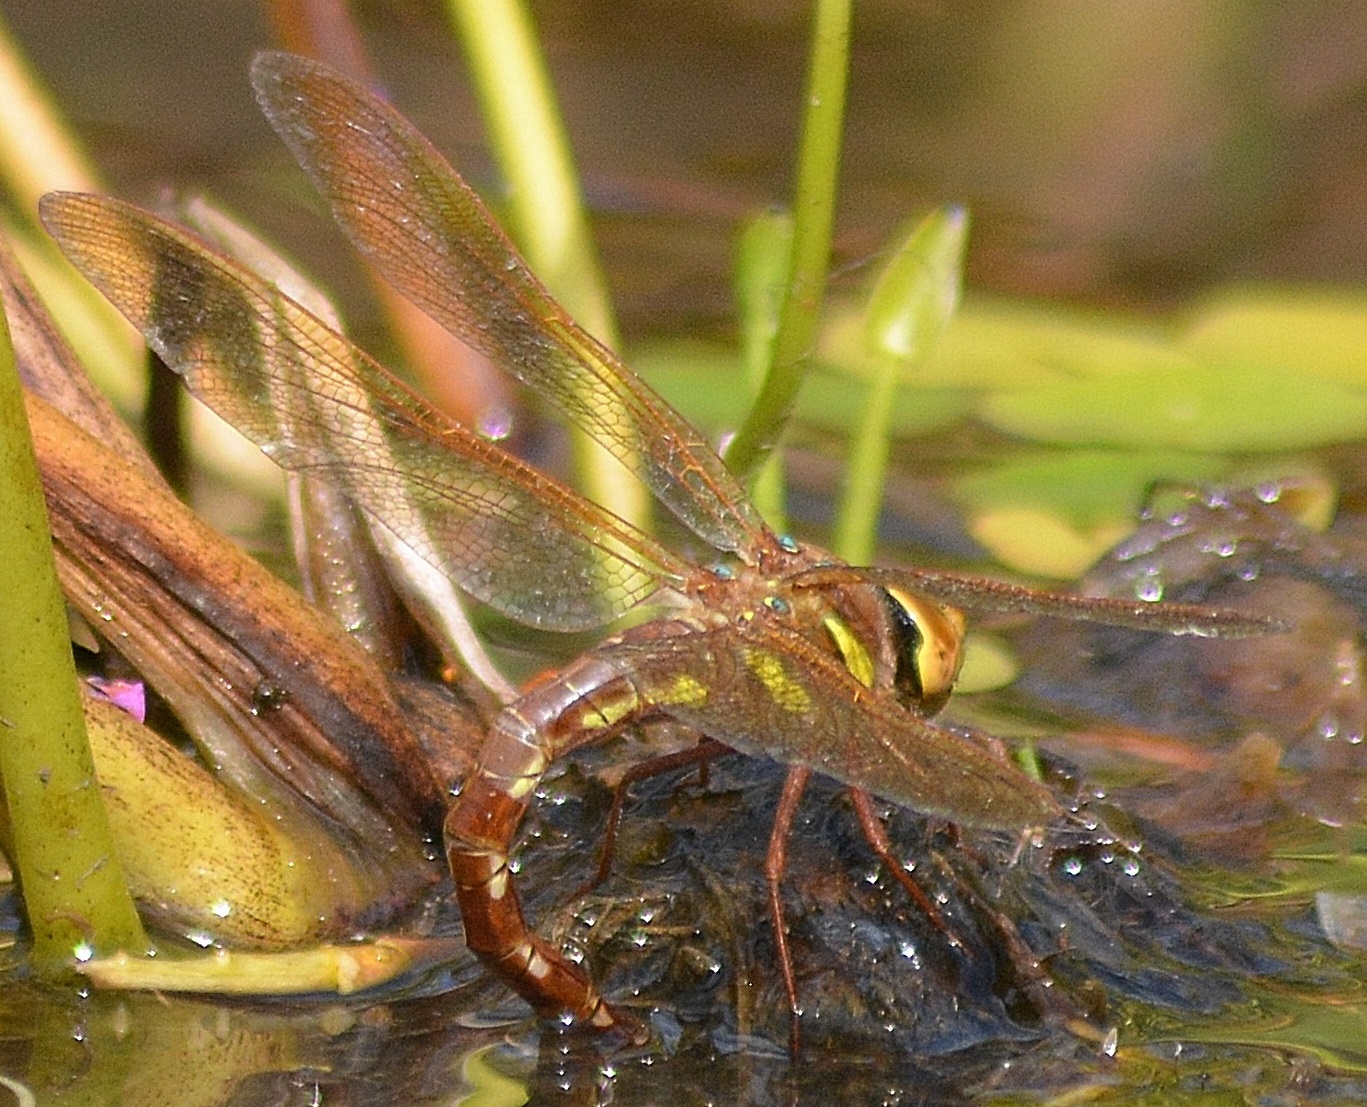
[886,586,966,698]
[743,648,812,714]
[658,674,709,707]
[822,613,876,689]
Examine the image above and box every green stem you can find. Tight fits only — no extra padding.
[0,10,101,218]
[831,354,899,565]
[0,313,147,969]
[725,0,851,480]
[444,0,648,529]
[833,206,969,564]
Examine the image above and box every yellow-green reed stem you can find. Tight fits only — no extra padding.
[0,312,147,969]
[734,211,793,530]
[0,18,140,411]
[724,0,851,481]
[0,12,100,218]
[833,206,968,565]
[831,356,900,566]
[444,0,649,530]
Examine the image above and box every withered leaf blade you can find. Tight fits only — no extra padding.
[29,390,446,851]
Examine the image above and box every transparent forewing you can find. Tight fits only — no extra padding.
[249,50,767,557]
[607,625,1059,831]
[794,565,1289,639]
[41,192,691,632]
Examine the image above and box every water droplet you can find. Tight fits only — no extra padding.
[1135,575,1164,602]
[1255,481,1283,503]
[1063,856,1083,876]
[1318,713,1341,740]
[477,404,514,441]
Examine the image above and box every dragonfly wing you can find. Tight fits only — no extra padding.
[605,625,1059,831]
[795,565,1288,639]
[41,192,690,632]
[250,50,769,558]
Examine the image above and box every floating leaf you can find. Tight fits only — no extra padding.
[823,295,1189,392]
[968,506,1133,578]
[979,363,1367,451]
[955,632,1019,694]
[1181,287,1367,388]
[634,339,970,439]
[953,449,1233,576]
[953,448,1231,524]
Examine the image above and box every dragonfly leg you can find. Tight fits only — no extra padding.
[763,764,812,1056]
[575,736,732,899]
[848,788,957,943]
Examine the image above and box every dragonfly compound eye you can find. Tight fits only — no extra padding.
[883,587,966,712]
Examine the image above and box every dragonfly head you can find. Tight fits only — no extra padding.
[798,568,967,717]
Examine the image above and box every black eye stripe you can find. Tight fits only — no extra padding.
[881,588,925,703]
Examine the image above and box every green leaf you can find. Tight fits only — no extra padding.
[633,340,970,439]
[953,448,1231,524]
[979,363,1367,451]
[822,294,1190,392]
[952,448,1233,577]
[1181,287,1367,388]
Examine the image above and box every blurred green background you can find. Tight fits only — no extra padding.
[6,0,1365,340]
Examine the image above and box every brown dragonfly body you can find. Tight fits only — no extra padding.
[444,541,1037,1030]
[40,52,1277,1042]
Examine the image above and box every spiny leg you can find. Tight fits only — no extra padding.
[576,736,732,899]
[848,788,957,943]
[922,835,1076,1022]
[763,764,812,1057]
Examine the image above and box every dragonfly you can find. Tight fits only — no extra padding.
[39,50,1280,1046]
